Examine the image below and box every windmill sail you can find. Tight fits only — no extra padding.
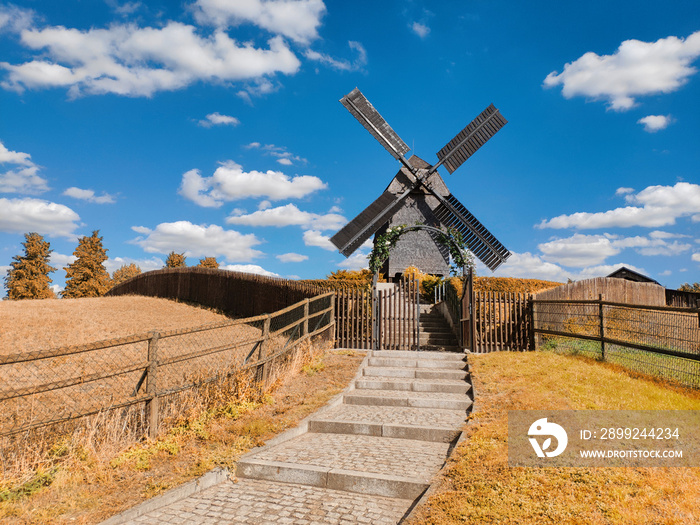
[340,88,411,163]
[434,105,507,174]
[432,193,511,271]
[330,189,410,256]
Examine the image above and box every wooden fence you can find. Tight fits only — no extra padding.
[472,291,531,352]
[375,279,420,351]
[0,293,334,441]
[335,288,372,349]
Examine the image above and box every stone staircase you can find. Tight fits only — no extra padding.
[419,303,461,352]
[108,350,473,524]
[234,349,473,520]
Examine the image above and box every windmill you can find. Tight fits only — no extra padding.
[330,88,511,279]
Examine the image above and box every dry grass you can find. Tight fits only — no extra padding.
[409,351,700,525]
[0,342,365,524]
[0,295,231,354]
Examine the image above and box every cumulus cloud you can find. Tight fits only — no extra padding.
[538,234,620,267]
[220,263,280,277]
[131,221,263,262]
[0,4,34,33]
[303,229,335,251]
[1,22,301,97]
[193,0,326,44]
[179,161,326,207]
[615,187,635,195]
[337,251,369,271]
[538,182,700,230]
[0,197,80,237]
[226,203,345,229]
[544,31,700,111]
[638,114,673,132]
[198,112,240,127]
[276,252,308,263]
[692,253,700,263]
[305,40,367,72]
[0,141,48,194]
[104,255,163,274]
[411,22,430,39]
[63,187,116,204]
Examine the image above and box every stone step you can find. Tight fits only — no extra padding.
[420,344,463,353]
[345,389,472,411]
[363,366,468,381]
[355,376,470,394]
[237,432,449,500]
[367,356,468,370]
[371,350,465,360]
[308,404,465,443]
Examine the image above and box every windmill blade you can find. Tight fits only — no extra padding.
[432,193,511,271]
[331,189,412,257]
[434,104,507,175]
[340,88,411,164]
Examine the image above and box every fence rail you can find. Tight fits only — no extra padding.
[0,292,335,441]
[533,295,700,388]
[473,291,531,353]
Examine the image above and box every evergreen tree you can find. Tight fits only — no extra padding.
[62,230,110,298]
[111,263,141,288]
[197,257,219,269]
[4,232,56,300]
[165,252,187,268]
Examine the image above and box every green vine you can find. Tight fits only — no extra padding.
[367,223,474,276]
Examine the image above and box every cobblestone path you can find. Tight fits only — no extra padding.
[103,350,473,524]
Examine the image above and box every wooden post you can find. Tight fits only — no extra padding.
[528,295,536,351]
[303,298,310,338]
[599,294,606,360]
[146,331,159,439]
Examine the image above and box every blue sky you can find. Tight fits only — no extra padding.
[1,0,699,294]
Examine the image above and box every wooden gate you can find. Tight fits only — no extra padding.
[374,278,420,350]
[472,291,531,352]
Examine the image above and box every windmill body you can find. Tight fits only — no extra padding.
[331,88,511,279]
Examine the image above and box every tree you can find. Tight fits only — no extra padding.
[111,263,141,288]
[4,232,56,300]
[62,230,110,298]
[197,257,219,269]
[679,282,700,292]
[165,252,187,268]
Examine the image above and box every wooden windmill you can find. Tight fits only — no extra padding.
[330,88,511,279]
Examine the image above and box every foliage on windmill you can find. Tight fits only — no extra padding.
[331,88,511,280]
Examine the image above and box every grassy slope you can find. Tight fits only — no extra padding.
[409,352,700,525]
[0,296,231,353]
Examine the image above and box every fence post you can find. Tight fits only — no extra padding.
[303,298,310,338]
[146,331,159,439]
[599,294,606,360]
[528,295,536,351]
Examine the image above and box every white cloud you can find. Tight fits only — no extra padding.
[2,21,301,97]
[577,263,648,279]
[538,182,700,230]
[304,40,367,72]
[615,187,635,195]
[638,114,673,132]
[544,31,700,111]
[692,253,700,263]
[411,22,430,39]
[131,221,263,262]
[277,252,308,263]
[0,197,80,237]
[277,158,293,166]
[245,142,307,165]
[337,251,369,271]
[488,252,571,281]
[0,141,48,194]
[104,255,164,274]
[538,234,620,267]
[226,203,345,230]
[193,0,326,44]
[0,4,35,33]
[198,112,240,127]
[660,270,672,276]
[303,229,335,251]
[49,251,76,268]
[220,263,280,277]
[63,186,116,204]
[179,161,326,207]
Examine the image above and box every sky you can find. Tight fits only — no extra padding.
[1,0,699,295]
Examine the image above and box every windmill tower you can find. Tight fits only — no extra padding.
[331,88,511,278]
